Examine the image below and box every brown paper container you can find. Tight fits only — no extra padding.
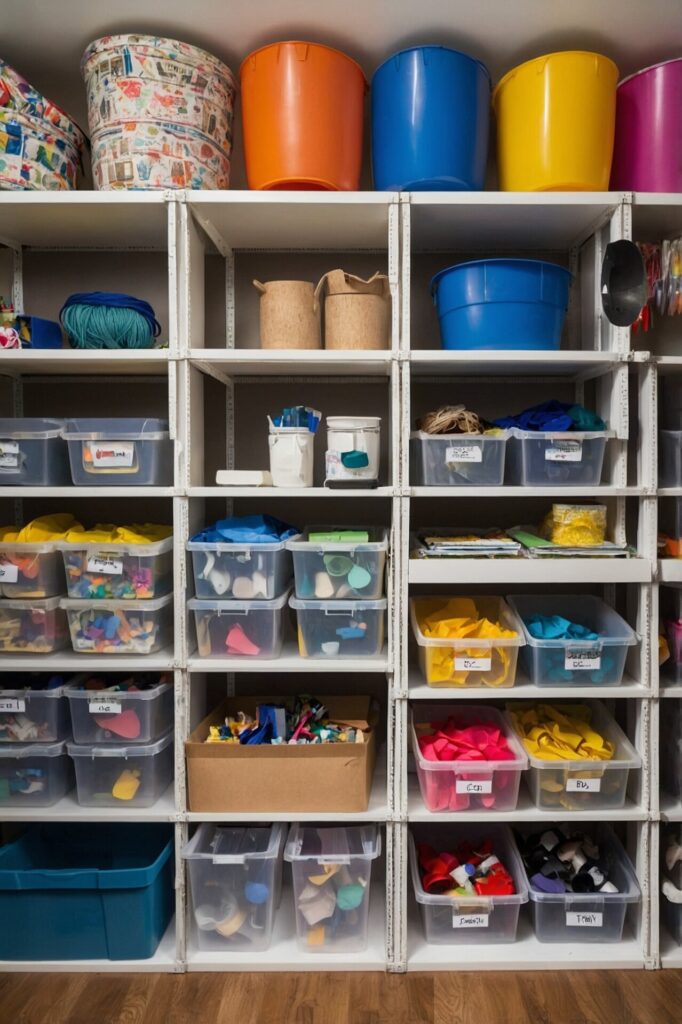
[317,270,391,350]
[254,279,321,349]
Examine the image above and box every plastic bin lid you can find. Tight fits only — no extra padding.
[510,427,614,439]
[507,594,638,649]
[61,418,169,440]
[67,729,173,759]
[0,540,60,553]
[410,430,509,441]
[409,596,524,648]
[521,824,641,904]
[284,824,381,862]
[183,821,286,862]
[289,596,387,611]
[187,536,295,552]
[410,704,528,772]
[0,418,64,439]
[0,596,62,611]
[0,739,67,758]
[59,593,173,612]
[286,526,388,552]
[58,536,173,556]
[0,685,64,697]
[64,680,171,700]
[188,587,291,612]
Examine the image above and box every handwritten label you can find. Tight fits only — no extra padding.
[89,701,122,715]
[86,442,134,468]
[566,777,601,793]
[0,441,19,468]
[566,912,603,928]
[0,698,25,713]
[452,912,489,929]
[446,445,482,464]
[565,650,601,671]
[454,656,491,672]
[456,779,493,795]
[0,563,19,583]
[86,555,123,575]
[545,441,583,462]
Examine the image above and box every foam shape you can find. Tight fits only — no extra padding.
[112,768,140,801]
[313,572,335,599]
[347,564,372,591]
[208,567,231,596]
[337,884,365,911]
[94,708,141,739]
[232,576,256,599]
[225,623,261,656]
[245,881,269,905]
[307,925,326,946]
[299,887,336,926]
[251,571,268,598]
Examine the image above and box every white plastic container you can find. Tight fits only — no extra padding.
[660,430,682,487]
[507,594,638,687]
[409,824,529,945]
[67,731,173,807]
[188,537,295,600]
[0,418,70,486]
[268,424,314,488]
[0,542,65,599]
[188,590,289,659]
[287,527,388,600]
[522,824,641,943]
[506,429,612,486]
[510,700,641,811]
[62,418,173,487]
[0,684,68,742]
[60,594,173,654]
[183,823,286,952]
[325,416,381,484]
[0,597,69,654]
[0,741,72,807]
[284,824,381,953]
[410,705,528,813]
[290,596,386,658]
[59,536,173,600]
[409,596,524,688]
[409,431,508,487]
[64,679,173,744]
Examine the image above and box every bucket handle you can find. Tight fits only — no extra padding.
[253,280,267,295]
[316,270,389,303]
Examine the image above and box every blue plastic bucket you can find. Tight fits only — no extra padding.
[430,259,572,350]
[371,45,490,191]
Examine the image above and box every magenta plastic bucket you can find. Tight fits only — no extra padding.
[611,58,682,192]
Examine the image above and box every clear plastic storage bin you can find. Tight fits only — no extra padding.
[290,596,386,658]
[188,536,295,601]
[0,741,71,806]
[663,880,682,945]
[284,824,381,953]
[664,619,682,684]
[660,497,682,546]
[661,699,682,802]
[60,536,173,600]
[60,594,173,655]
[0,683,68,742]
[67,731,173,807]
[189,590,289,660]
[0,597,68,654]
[410,596,524,688]
[287,527,388,600]
[660,430,682,488]
[62,418,173,487]
[411,705,528,813]
[522,824,641,943]
[506,429,612,486]
[0,542,65,599]
[0,418,70,486]
[183,822,286,952]
[410,431,508,487]
[409,824,529,945]
[510,700,641,811]
[65,679,173,744]
[507,594,638,687]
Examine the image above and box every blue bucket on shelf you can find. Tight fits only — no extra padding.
[430,258,572,351]
[371,45,490,191]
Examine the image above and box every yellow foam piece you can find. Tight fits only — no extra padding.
[112,769,141,801]
[508,703,614,762]
[0,514,82,543]
[307,925,326,947]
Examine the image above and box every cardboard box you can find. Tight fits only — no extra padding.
[186,696,378,813]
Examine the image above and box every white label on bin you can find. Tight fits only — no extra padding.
[446,445,482,464]
[565,650,601,671]
[452,912,489,929]
[545,441,583,462]
[455,779,493,795]
[566,912,603,927]
[86,555,123,575]
[566,777,601,793]
[0,563,18,583]
[0,442,18,468]
[0,699,25,713]
[454,656,491,672]
[86,442,134,468]
[89,701,122,715]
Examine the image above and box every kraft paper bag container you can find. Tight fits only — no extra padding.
[254,280,322,349]
[318,269,391,350]
[186,695,378,813]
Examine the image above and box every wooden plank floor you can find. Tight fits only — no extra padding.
[1,970,682,1024]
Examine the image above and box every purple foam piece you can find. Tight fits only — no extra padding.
[530,872,566,894]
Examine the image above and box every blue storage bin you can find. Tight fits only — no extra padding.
[371,45,490,191]
[430,259,572,350]
[16,315,63,349]
[0,823,174,960]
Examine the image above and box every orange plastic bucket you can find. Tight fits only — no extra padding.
[240,41,367,191]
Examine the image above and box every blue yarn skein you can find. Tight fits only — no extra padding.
[59,291,162,350]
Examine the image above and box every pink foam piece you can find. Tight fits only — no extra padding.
[225,624,261,656]
[94,709,140,739]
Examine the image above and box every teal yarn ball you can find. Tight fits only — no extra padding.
[62,303,156,349]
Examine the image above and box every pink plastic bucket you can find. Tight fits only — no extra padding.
[611,58,682,192]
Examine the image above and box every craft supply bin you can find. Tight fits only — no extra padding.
[409,824,529,944]
[188,537,294,600]
[510,700,641,811]
[67,731,173,807]
[410,431,508,487]
[0,740,71,807]
[60,537,173,599]
[664,882,682,945]
[284,824,381,953]
[660,430,682,488]
[60,594,173,655]
[506,429,612,486]
[189,590,289,659]
[661,700,682,801]
[290,596,386,658]
[0,542,65,599]
[0,683,68,742]
[65,679,173,744]
[663,614,682,684]
[62,418,173,486]
[0,418,70,486]
[0,596,68,654]
[660,500,682,554]
[508,594,638,687]
[0,823,174,960]
[410,596,524,688]
[410,705,528,813]
[287,527,388,600]
[521,824,641,943]
[183,822,286,952]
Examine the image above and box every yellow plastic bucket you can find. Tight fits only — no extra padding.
[493,51,619,191]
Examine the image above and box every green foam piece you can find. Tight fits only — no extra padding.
[309,531,369,543]
[337,884,365,911]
